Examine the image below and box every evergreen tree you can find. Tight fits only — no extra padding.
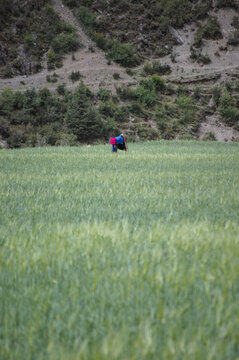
[65,83,103,142]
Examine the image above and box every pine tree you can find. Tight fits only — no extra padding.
[65,83,103,142]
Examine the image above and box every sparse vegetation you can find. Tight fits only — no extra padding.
[97,88,111,101]
[194,16,222,48]
[203,131,216,140]
[47,50,62,70]
[190,46,211,64]
[212,86,222,107]
[227,16,239,45]
[46,73,59,83]
[193,0,212,19]
[69,71,82,83]
[0,1,80,77]
[219,92,239,126]
[228,30,239,45]
[217,0,239,9]
[143,62,171,76]
[57,83,66,96]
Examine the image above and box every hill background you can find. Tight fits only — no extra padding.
[0,0,239,148]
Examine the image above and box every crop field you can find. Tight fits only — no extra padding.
[0,141,239,360]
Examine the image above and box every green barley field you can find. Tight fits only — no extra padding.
[0,141,239,360]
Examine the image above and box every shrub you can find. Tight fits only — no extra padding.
[108,40,139,67]
[126,68,136,76]
[176,95,197,124]
[51,33,80,55]
[24,34,35,50]
[56,21,76,34]
[57,84,66,96]
[116,87,137,101]
[46,73,59,83]
[193,86,201,101]
[12,91,25,110]
[217,0,238,8]
[62,0,78,8]
[92,32,109,50]
[128,102,144,116]
[77,7,96,28]
[69,71,82,83]
[194,17,222,47]
[143,61,171,76]
[38,88,53,107]
[103,117,118,134]
[232,16,239,29]
[113,73,120,80]
[179,109,196,124]
[23,88,42,116]
[0,117,11,138]
[7,128,26,148]
[200,54,211,64]
[203,132,216,141]
[190,47,211,64]
[228,29,239,46]
[0,88,14,116]
[151,75,166,91]
[219,92,239,125]
[212,87,222,107]
[2,66,13,78]
[152,61,171,75]
[204,17,222,39]
[219,105,239,126]
[225,81,233,92]
[99,101,115,117]
[47,50,62,70]
[177,95,195,110]
[193,0,212,19]
[139,79,155,92]
[155,115,167,132]
[135,86,157,107]
[143,62,153,75]
[55,133,78,146]
[114,106,129,123]
[97,88,110,101]
[44,2,54,14]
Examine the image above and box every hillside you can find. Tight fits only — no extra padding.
[0,0,239,148]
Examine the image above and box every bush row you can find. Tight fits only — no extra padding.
[0,84,114,148]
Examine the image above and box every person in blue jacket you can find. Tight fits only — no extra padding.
[110,133,128,152]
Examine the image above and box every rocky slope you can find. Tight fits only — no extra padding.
[0,0,239,145]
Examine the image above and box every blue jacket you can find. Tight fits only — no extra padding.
[115,134,124,144]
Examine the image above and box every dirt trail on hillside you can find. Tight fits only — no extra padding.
[159,8,239,83]
[0,0,135,93]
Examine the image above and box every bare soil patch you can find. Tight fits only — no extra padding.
[198,114,239,142]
